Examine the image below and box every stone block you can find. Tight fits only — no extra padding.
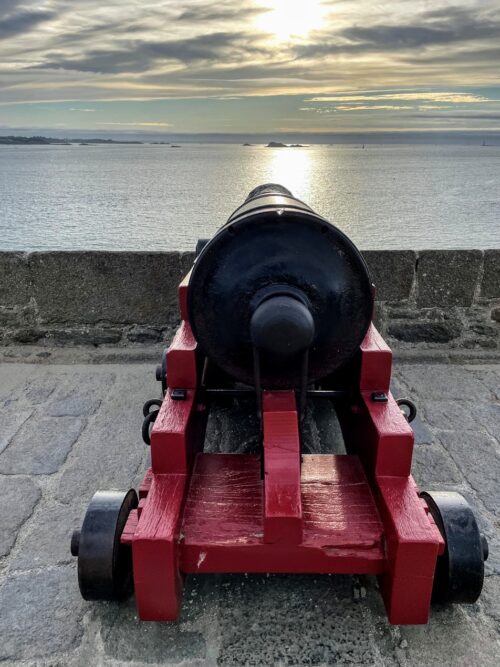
[0,415,86,474]
[411,443,463,486]
[470,367,500,399]
[422,400,500,438]
[0,567,86,661]
[46,327,122,345]
[100,584,207,664]
[24,373,59,404]
[399,603,498,667]
[362,250,416,302]
[398,364,488,401]
[388,320,461,343]
[10,327,46,344]
[417,250,482,308]
[55,367,154,503]
[12,500,87,570]
[0,476,41,557]
[0,252,30,308]
[126,326,163,343]
[0,404,33,454]
[45,370,115,417]
[438,429,500,517]
[481,250,500,299]
[28,251,194,326]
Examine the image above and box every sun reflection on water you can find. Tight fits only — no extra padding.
[258,147,314,201]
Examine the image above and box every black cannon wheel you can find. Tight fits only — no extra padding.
[421,491,487,604]
[72,489,138,601]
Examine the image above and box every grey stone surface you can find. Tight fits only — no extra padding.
[421,400,500,438]
[0,251,30,307]
[24,373,59,403]
[55,367,154,503]
[0,567,86,661]
[438,429,500,517]
[417,249,482,308]
[215,574,389,665]
[470,366,500,399]
[0,358,498,666]
[29,251,194,325]
[388,319,461,343]
[363,250,416,302]
[0,414,86,474]
[411,442,464,486]
[398,603,499,667]
[481,249,500,300]
[11,500,87,570]
[0,476,41,557]
[397,363,492,400]
[0,404,33,454]
[100,580,208,664]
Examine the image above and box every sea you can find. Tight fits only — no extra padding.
[1,142,499,251]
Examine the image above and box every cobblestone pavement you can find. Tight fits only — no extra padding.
[0,359,499,666]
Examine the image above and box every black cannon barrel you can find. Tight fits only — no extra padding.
[188,184,374,389]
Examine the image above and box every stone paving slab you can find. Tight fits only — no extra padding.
[0,360,499,666]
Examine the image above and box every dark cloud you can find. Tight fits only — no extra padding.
[410,113,500,120]
[177,5,266,23]
[403,47,500,65]
[297,6,500,57]
[0,7,54,38]
[36,32,248,73]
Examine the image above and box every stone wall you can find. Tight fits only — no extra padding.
[0,250,499,350]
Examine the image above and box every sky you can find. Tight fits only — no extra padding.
[1,0,500,136]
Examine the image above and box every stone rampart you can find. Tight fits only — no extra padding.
[1,250,498,350]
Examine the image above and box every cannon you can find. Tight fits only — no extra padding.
[71,184,488,624]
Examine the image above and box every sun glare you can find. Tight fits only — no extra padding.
[256,0,327,42]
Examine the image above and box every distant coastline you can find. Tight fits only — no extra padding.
[1,132,499,147]
[0,135,143,145]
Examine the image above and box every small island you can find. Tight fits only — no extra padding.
[242,142,253,146]
[266,141,307,148]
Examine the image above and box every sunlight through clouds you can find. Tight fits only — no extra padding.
[254,0,328,42]
[0,0,499,132]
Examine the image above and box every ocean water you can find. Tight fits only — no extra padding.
[1,143,499,251]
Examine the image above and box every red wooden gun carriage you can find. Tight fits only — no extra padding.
[71,184,487,624]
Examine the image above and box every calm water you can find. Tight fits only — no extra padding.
[1,143,499,251]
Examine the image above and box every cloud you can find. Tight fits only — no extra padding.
[177,5,266,23]
[297,5,500,58]
[307,93,489,103]
[35,32,249,73]
[335,105,414,111]
[1,0,500,132]
[98,121,171,126]
[0,7,54,38]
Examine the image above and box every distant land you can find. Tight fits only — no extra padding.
[1,132,499,146]
[0,135,143,145]
[266,141,307,148]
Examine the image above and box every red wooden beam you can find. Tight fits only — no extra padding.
[359,390,414,477]
[178,271,191,322]
[132,473,187,621]
[262,391,302,545]
[166,321,197,390]
[376,475,443,624]
[359,324,392,392]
